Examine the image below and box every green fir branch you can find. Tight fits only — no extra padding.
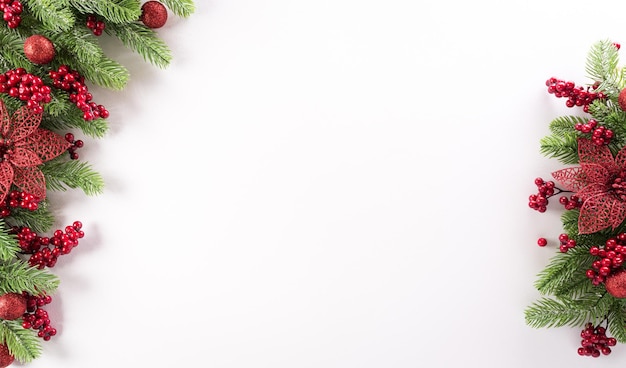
[22,0,75,31]
[43,90,73,118]
[74,56,130,90]
[534,245,596,296]
[0,220,19,262]
[68,0,141,24]
[41,159,104,196]
[586,39,622,96]
[548,115,587,136]
[539,132,579,165]
[608,300,626,343]
[0,261,59,296]
[525,293,612,328]
[50,28,104,66]
[41,110,108,139]
[0,320,41,363]
[8,200,55,234]
[160,0,196,17]
[0,28,33,71]
[106,22,171,68]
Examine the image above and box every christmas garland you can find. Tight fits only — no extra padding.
[0,0,195,366]
[525,39,626,358]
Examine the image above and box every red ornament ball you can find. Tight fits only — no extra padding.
[0,344,13,368]
[141,1,168,29]
[605,270,626,298]
[619,88,626,111]
[23,35,55,65]
[0,293,27,320]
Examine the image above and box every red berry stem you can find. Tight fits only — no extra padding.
[546,77,605,112]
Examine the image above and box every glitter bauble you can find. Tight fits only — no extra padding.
[0,293,27,320]
[23,35,55,64]
[0,344,13,368]
[141,1,168,29]
[605,270,626,298]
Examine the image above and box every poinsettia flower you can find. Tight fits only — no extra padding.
[0,101,70,204]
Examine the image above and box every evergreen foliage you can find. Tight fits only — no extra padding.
[527,39,626,351]
[0,0,195,363]
[0,320,41,363]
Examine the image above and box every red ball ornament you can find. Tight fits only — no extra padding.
[23,35,55,65]
[0,344,13,368]
[0,293,27,320]
[140,1,168,29]
[605,270,626,298]
[619,88,626,111]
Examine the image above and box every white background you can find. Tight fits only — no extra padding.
[22,0,626,367]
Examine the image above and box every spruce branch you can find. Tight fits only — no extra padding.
[41,159,105,196]
[548,115,587,135]
[8,201,55,234]
[608,300,626,343]
[50,28,104,66]
[41,111,108,138]
[160,0,196,17]
[0,28,32,71]
[539,132,579,165]
[0,220,19,262]
[106,22,172,68]
[74,56,129,91]
[534,245,596,296]
[586,39,622,96]
[22,0,75,32]
[525,293,612,328]
[0,261,59,296]
[0,320,41,363]
[68,0,142,24]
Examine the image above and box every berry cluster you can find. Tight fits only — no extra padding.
[558,233,577,253]
[49,65,109,121]
[22,293,56,341]
[86,15,105,36]
[65,132,84,160]
[546,77,605,112]
[528,177,557,212]
[558,194,582,210]
[0,0,22,29]
[0,68,52,113]
[0,190,39,217]
[586,233,626,285]
[578,323,617,357]
[574,119,614,146]
[16,221,84,269]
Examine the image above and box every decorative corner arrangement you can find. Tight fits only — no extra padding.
[0,0,195,366]
[523,39,626,358]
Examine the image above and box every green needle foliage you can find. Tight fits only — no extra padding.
[0,320,41,363]
[0,261,59,296]
[0,0,195,363]
[527,39,626,348]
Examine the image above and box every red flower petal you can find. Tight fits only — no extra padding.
[552,167,586,191]
[611,200,626,230]
[13,166,46,200]
[0,162,13,204]
[9,147,42,167]
[0,101,9,138]
[8,105,40,143]
[616,144,626,171]
[18,129,70,162]
[578,138,617,172]
[577,183,609,202]
[581,163,612,185]
[579,193,618,234]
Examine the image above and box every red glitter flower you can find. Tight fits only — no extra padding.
[0,101,69,204]
[553,138,626,234]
